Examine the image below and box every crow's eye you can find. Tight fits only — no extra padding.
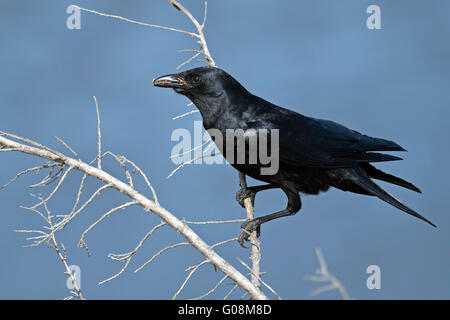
[193,76,201,83]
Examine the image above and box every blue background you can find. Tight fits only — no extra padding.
[1,0,449,299]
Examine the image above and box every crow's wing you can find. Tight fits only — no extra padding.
[246,103,405,168]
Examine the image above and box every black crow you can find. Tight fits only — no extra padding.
[153,66,435,247]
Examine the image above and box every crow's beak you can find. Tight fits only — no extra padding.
[152,74,185,89]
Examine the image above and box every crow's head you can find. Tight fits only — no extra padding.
[153,66,244,99]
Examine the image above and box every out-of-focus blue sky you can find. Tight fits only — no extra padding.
[1,0,449,299]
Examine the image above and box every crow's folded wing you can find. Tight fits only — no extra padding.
[246,108,405,168]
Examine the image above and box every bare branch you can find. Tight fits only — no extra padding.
[0,147,18,152]
[0,131,64,158]
[78,201,138,252]
[27,167,74,211]
[70,173,88,214]
[1,163,60,190]
[305,248,350,300]
[102,151,134,187]
[78,6,199,38]
[237,258,281,300]
[192,274,228,300]
[177,51,201,70]
[0,1,272,300]
[173,260,210,300]
[134,242,191,273]
[167,152,218,179]
[1,133,267,298]
[99,221,167,285]
[172,109,199,120]
[224,283,239,300]
[55,136,80,160]
[178,48,202,54]
[169,137,211,159]
[50,238,85,300]
[168,0,216,66]
[183,219,245,225]
[94,96,102,170]
[202,0,208,28]
[28,165,64,188]
[238,173,261,289]
[103,152,158,204]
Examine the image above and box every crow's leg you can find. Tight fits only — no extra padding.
[235,183,279,207]
[238,186,301,247]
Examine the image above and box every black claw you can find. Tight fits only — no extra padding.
[238,233,249,248]
[237,219,261,248]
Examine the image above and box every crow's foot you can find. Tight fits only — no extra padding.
[238,219,261,248]
[235,188,256,208]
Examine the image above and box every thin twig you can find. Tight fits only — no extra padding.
[78,201,138,253]
[0,163,61,190]
[173,260,210,300]
[172,109,199,120]
[177,51,201,69]
[104,152,158,204]
[169,137,211,159]
[237,258,281,300]
[70,173,88,214]
[94,96,102,170]
[99,221,167,285]
[168,0,216,66]
[55,136,80,160]
[50,237,85,300]
[224,283,239,300]
[78,6,199,38]
[183,219,245,225]
[167,152,217,179]
[305,248,350,300]
[192,274,228,300]
[134,242,191,273]
[102,151,134,187]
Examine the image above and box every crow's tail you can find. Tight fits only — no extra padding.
[360,163,421,193]
[343,167,436,227]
